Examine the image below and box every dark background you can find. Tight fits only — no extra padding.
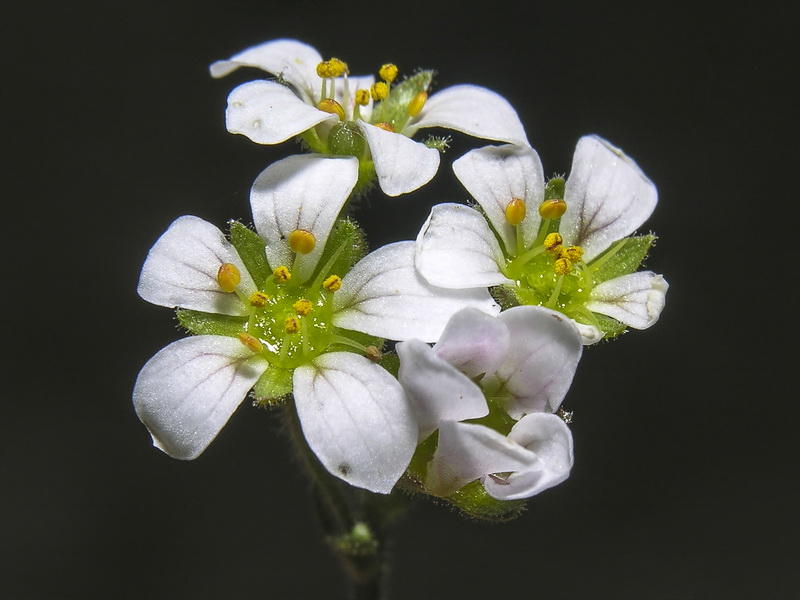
[3,2,796,598]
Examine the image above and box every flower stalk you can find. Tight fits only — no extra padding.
[282,398,413,600]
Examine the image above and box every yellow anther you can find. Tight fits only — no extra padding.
[317,98,346,121]
[238,332,264,354]
[284,316,300,334]
[562,245,584,263]
[365,345,382,362]
[407,91,428,117]
[374,122,396,133]
[249,291,270,307]
[273,265,292,283]
[355,89,371,106]
[217,263,241,293]
[543,232,564,252]
[293,299,313,316]
[505,197,527,226]
[316,61,334,78]
[323,275,342,292]
[539,198,567,220]
[554,257,573,275]
[379,63,398,83]
[370,81,389,101]
[328,58,348,77]
[288,229,316,255]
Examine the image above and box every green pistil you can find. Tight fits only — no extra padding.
[502,248,594,323]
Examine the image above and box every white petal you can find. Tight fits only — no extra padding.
[415,204,512,289]
[432,307,511,379]
[484,413,573,500]
[333,241,500,343]
[574,321,604,346]
[133,336,267,460]
[137,215,255,316]
[250,154,359,283]
[493,306,583,419]
[406,84,530,147]
[426,421,538,497]
[210,39,323,104]
[396,340,488,441]
[561,135,658,261]
[359,120,440,196]
[452,145,545,252]
[586,272,668,329]
[226,81,336,145]
[293,352,417,494]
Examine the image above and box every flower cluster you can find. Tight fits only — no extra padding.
[133,38,668,518]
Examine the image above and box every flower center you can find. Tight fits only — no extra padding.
[500,195,596,326]
[245,279,334,369]
[215,231,367,369]
[310,57,433,157]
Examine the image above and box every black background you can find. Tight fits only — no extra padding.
[3,2,796,599]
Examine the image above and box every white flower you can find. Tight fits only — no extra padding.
[416,135,669,344]
[133,154,499,494]
[427,415,574,500]
[210,38,529,196]
[395,305,581,499]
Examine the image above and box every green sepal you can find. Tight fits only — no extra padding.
[229,220,271,284]
[445,480,527,522]
[316,218,369,279]
[298,127,327,154]
[252,365,293,406]
[378,350,400,378]
[589,234,656,285]
[594,312,627,339]
[369,70,434,131]
[176,308,247,337]
[544,176,566,200]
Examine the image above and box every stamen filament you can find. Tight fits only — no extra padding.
[588,239,627,274]
[301,316,309,356]
[311,241,348,292]
[546,275,565,308]
[279,333,292,364]
[329,335,368,353]
[510,244,547,270]
[516,225,525,257]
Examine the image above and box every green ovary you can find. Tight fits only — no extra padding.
[504,253,595,324]
[247,286,334,370]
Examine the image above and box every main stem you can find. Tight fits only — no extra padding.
[282,400,413,600]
